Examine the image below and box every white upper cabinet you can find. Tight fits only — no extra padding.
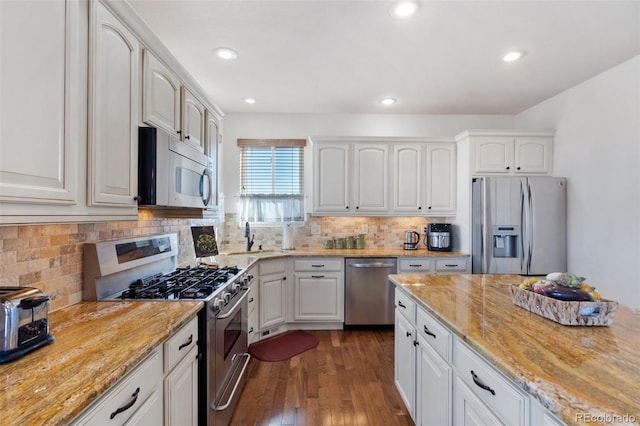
[393,145,423,213]
[313,139,456,216]
[88,1,139,207]
[425,143,456,214]
[181,87,206,152]
[313,143,351,213]
[353,144,390,212]
[462,131,554,176]
[142,49,181,135]
[0,0,81,205]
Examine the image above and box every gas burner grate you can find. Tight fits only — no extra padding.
[120,265,240,300]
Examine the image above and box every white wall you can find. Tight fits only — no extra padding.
[219,113,513,215]
[514,55,640,312]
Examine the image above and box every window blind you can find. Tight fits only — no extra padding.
[237,139,306,223]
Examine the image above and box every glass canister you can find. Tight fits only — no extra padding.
[322,239,334,249]
[334,237,345,249]
[356,234,365,249]
[345,235,355,249]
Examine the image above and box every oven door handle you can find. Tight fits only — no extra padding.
[213,352,251,411]
[215,288,250,319]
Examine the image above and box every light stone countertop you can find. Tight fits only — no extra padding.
[213,247,469,268]
[0,301,203,425]
[389,273,640,426]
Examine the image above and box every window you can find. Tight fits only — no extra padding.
[238,139,305,223]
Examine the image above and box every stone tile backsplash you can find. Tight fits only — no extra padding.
[0,212,439,312]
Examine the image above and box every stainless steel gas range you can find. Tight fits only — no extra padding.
[84,233,252,426]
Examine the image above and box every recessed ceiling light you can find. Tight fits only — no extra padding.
[214,47,238,60]
[390,1,419,19]
[503,51,524,62]
[244,98,256,104]
[380,97,397,106]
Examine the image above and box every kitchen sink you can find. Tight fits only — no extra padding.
[216,250,288,268]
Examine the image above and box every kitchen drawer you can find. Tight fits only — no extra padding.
[259,259,287,275]
[71,347,163,425]
[294,258,342,272]
[395,287,416,323]
[164,316,198,373]
[416,307,452,362]
[398,258,433,273]
[435,258,468,272]
[454,339,527,425]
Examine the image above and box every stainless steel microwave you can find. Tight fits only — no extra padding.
[138,127,214,208]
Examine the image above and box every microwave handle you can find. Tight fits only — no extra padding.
[201,168,212,207]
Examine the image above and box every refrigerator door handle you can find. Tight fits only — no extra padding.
[520,181,527,272]
[521,180,534,273]
[482,179,490,273]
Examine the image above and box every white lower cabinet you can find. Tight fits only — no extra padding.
[292,258,344,322]
[454,376,503,426]
[259,260,288,330]
[163,316,199,426]
[394,287,565,426]
[70,315,199,426]
[70,348,163,425]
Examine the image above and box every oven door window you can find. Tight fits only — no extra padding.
[223,309,242,359]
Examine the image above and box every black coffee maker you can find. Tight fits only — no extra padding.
[427,223,452,251]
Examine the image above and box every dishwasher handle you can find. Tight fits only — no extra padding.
[349,262,395,268]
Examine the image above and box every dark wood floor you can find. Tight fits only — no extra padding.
[230,329,413,426]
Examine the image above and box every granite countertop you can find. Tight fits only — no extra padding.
[213,247,469,268]
[0,301,203,425]
[389,273,640,425]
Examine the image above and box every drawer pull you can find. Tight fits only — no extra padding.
[110,387,140,419]
[249,327,254,333]
[406,331,412,338]
[311,275,325,278]
[178,334,193,351]
[397,301,406,309]
[409,264,423,267]
[444,264,459,267]
[423,325,436,339]
[311,264,325,267]
[471,370,496,396]
[249,297,254,303]
[413,340,419,347]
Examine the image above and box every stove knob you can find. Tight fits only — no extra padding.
[223,292,232,303]
[232,283,241,293]
[211,297,224,312]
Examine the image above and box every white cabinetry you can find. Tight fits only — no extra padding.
[181,87,206,153]
[313,142,389,214]
[246,266,260,345]
[70,348,164,425]
[163,316,199,426]
[393,145,423,213]
[88,0,139,207]
[142,49,181,135]
[353,144,390,212]
[292,259,344,322]
[259,259,288,331]
[398,257,469,274]
[425,143,456,214]
[0,0,81,206]
[313,138,456,216]
[458,131,553,176]
[394,288,417,420]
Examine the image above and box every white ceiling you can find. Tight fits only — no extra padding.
[127,0,640,115]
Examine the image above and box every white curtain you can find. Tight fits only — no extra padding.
[237,195,304,223]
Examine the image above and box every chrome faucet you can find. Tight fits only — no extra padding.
[245,222,254,251]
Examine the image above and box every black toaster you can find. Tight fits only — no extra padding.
[0,287,54,363]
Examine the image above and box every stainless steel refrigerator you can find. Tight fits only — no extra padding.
[472,176,567,275]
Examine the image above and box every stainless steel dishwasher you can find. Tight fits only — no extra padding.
[345,258,397,325]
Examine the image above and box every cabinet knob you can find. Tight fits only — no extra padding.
[282,276,286,281]
[517,166,521,170]
[413,340,419,347]
[506,166,510,170]
[418,206,422,210]
[133,195,141,202]
[428,206,432,210]
[346,206,349,210]
[177,130,182,135]
[355,206,359,209]
[185,135,191,140]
